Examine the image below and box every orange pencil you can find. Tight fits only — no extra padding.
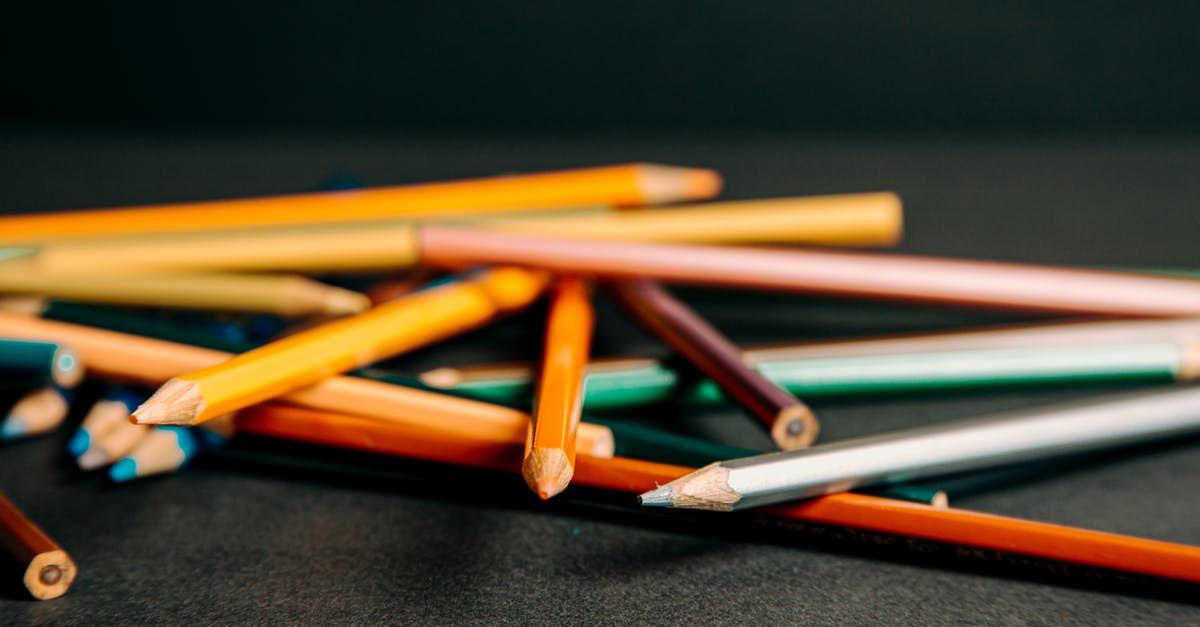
[233,404,1200,584]
[524,277,594,499]
[0,312,614,457]
[0,164,721,245]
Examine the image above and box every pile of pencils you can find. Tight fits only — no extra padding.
[3,162,1200,600]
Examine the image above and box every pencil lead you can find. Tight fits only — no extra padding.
[0,417,28,440]
[637,485,673,507]
[523,448,573,500]
[66,429,90,457]
[108,458,138,483]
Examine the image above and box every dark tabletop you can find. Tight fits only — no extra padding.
[1,133,1199,624]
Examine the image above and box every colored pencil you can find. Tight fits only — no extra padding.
[233,404,1200,584]
[24,191,899,275]
[134,267,551,425]
[419,226,1200,317]
[639,384,1200,511]
[109,416,234,483]
[0,297,258,353]
[0,490,77,600]
[524,277,594,499]
[0,338,83,389]
[0,266,370,317]
[421,337,1200,409]
[612,279,818,449]
[70,388,150,470]
[0,312,615,456]
[489,192,901,245]
[0,387,70,440]
[0,163,721,245]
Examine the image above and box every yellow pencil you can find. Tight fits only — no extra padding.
[134,267,550,425]
[0,264,369,317]
[524,277,594,499]
[21,192,901,274]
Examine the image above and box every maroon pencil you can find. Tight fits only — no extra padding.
[419,226,1200,317]
[611,279,819,450]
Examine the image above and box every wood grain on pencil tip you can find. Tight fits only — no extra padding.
[611,279,818,449]
[524,277,594,499]
[0,490,77,600]
[0,163,722,245]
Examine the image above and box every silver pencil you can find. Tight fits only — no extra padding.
[639,384,1200,511]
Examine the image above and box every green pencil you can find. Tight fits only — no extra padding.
[418,326,1200,410]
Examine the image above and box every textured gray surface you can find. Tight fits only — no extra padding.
[1,134,1199,623]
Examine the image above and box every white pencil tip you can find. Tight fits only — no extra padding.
[637,485,673,507]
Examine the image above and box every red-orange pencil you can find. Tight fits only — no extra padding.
[611,279,817,449]
[524,277,594,499]
[419,226,1200,317]
[233,404,1200,584]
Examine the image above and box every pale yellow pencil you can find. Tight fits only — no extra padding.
[21,192,901,274]
[0,263,368,316]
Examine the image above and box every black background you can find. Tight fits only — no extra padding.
[3,3,1200,623]
[4,1,1200,134]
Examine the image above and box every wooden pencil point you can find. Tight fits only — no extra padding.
[134,379,205,426]
[635,165,723,204]
[770,404,820,450]
[523,448,573,500]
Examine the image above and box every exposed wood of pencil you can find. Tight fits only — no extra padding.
[134,267,551,425]
[0,264,369,317]
[0,490,77,600]
[525,277,594,499]
[0,312,614,456]
[419,226,1200,317]
[612,279,818,449]
[0,163,722,245]
[26,191,897,275]
[233,405,1200,584]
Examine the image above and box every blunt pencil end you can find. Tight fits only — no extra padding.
[771,404,821,450]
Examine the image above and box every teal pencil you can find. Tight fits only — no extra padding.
[418,337,1200,410]
[0,337,84,390]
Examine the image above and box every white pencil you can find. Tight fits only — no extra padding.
[640,384,1200,511]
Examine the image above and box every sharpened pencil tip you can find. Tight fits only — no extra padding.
[638,485,673,507]
[0,417,27,440]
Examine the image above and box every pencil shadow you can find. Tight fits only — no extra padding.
[203,435,1200,604]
